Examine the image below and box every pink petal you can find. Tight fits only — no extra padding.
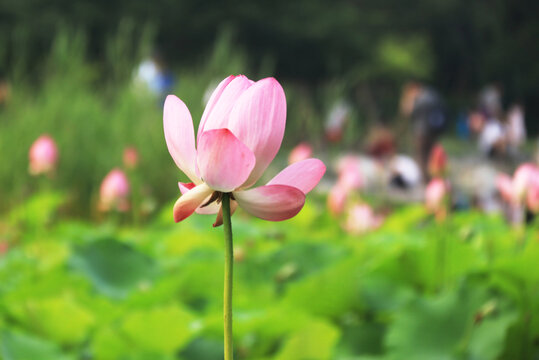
[178,182,196,194]
[267,158,326,194]
[197,75,254,142]
[164,95,199,182]
[213,200,238,227]
[178,182,219,214]
[197,129,256,192]
[226,78,287,187]
[495,174,514,204]
[233,185,305,221]
[173,183,213,222]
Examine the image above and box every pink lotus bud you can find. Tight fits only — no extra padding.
[99,169,130,212]
[428,144,447,177]
[288,142,313,164]
[425,178,449,217]
[513,163,539,202]
[29,135,58,176]
[327,184,347,216]
[123,146,139,169]
[336,156,363,190]
[527,175,539,213]
[496,173,515,204]
[344,203,383,235]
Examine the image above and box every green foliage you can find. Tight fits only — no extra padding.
[0,192,538,359]
[70,238,158,298]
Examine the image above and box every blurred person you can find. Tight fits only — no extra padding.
[288,142,313,165]
[325,100,351,143]
[478,84,502,119]
[467,110,486,135]
[134,51,175,101]
[29,135,58,177]
[399,82,421,118]
[388,154,422,189]
[99,169,130,212]
[400,82,447,179]
[456,111,470,139]
[477,118,506,158]
[365,126,396,159]
[505,104,526,156]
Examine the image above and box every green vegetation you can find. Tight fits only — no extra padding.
[0,191,537,359]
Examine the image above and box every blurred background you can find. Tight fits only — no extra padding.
[0,0,538,359]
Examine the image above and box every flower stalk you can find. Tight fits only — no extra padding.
[222,193,234,360]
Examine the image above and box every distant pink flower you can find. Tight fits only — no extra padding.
[336,156,363,190]
[164,75,326,226]
[327,184,348,216]
[513,163,539,202]
[99,169,130,212]
[496,173,515,204]
[326,156,364,216]
[425,178,449,220]
[123,147,139,169]
[526,174,539,213]
[428,144,447,177]
[344,203,383,235]
[288,142,313,165]
[29,135,58,176]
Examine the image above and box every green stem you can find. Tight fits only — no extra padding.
[222,193,234,360]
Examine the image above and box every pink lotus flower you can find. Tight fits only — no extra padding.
[327,156,364,216]
[428,144,447,177]
[29,135,58,176]
[513,163,539,202]
[496,173,515,204]
[498,164,539,212]
[123,146,139,169]
[99,169,130,212]
[336,156,363,190]
[344,203,383,235]
[164,75,326,226]
[425,178,449,220]
[527,176,539,213]
[288,142,313,165]
[327,184,348,216]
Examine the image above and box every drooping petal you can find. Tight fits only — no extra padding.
[197,129,256,192]
[178,182,219,214]
[233,185,305,221]
[213,200,238,227]
[178,182,196,194]
[173,183,213,222]
[164,95,199,182]
[267,158,326,194]
[197,75,254,141]
[226,78,287,187]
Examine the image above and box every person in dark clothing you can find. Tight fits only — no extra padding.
[402,83,447,180]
